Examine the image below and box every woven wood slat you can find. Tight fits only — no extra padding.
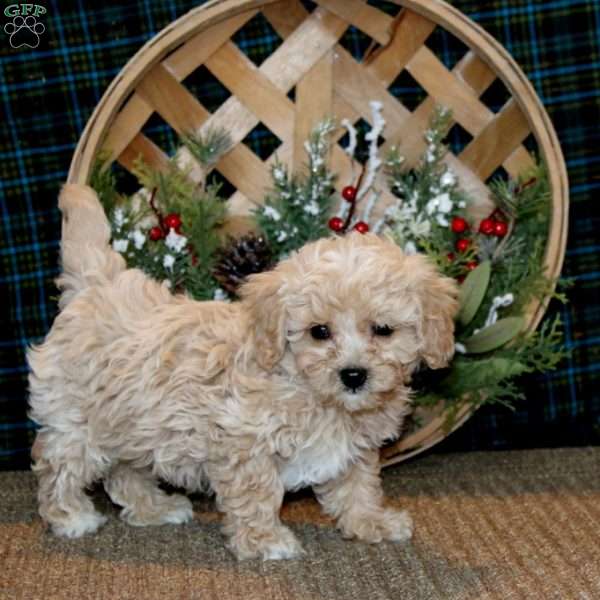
[314,0,394,45]
[294,52,334,170]
[117,133,170,174]
[192,2,338,211]
[204,42,295,141]
[460,97,531,180]
[454,49,496,93]
[216,140,273,201]
[406,47,495,134]
[333,50,411,134]
[366,8,436,81]
[394,50,497,149]
[451,52,535,177]
[162,10,258,81]
[137,64,207,134]
[261,0,309,38]
[103,95,155,165]
[258,7,347,92]
[190,2,407,209]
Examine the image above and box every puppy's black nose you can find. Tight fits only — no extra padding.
[340,367,368,391]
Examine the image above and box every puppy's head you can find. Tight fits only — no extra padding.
[240,233,458,411]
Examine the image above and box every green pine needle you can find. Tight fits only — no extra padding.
[181,128,232,167]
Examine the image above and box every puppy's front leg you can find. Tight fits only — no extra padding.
[315,450,413,544]
[207,453,304,561]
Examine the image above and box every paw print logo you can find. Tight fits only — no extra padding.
[4,15,45,49]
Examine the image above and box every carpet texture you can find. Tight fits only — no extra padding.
[1,448,600,600]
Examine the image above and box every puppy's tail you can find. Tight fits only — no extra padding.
[56,184,125,309]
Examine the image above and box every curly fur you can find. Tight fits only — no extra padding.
[28,184,458,560]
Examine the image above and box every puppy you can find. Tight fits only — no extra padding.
[28,184,458,560]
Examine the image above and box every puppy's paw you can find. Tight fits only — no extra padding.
[229,525,305,561]
[260,527,305,561]
[156,494,194,525]
[52,511,108,538]
[381,508,413,542]
[339,508,413,544]
[122,494,194,527]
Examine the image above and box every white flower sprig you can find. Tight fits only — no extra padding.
[164,228,188,253]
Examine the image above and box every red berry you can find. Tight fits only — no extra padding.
[447,252,455,262]
[353,221,369,234]
[456,275,466,284]
[466,260,478,271]
[163,213,182,231]
[342,185,357,202]
[479,218,496,236]
[149,226,163,241]
[328,216,344,232]
[494,221,509,237]
[451,216,469,234]
[455,238,471,253]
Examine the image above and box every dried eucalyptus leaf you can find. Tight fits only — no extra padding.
[457,260,491,326]
[463,317,525,354]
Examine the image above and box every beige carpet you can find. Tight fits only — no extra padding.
[2,448,600,600]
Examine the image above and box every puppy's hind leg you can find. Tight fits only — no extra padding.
[104,464,193,527]
[32,432,108,538]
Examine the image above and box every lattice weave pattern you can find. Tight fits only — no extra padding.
[100,0,536,222]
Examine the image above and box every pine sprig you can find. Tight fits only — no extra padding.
[255,119,336,260]
[131,158,194,212]
[181,128,232,168]
[384,106,471,255]
[94,132,230,299]
[499,314,570,373]
[416,310,568,429]
[89,152,122,216]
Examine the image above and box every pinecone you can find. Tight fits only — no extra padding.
[212,234,274,294]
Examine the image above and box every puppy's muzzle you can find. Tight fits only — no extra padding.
[339,367,368,391]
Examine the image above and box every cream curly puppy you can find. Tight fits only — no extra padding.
[28,184,458,560]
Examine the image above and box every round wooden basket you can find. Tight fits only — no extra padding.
[67,0,568,466]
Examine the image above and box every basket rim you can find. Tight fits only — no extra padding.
[67,0,570,466]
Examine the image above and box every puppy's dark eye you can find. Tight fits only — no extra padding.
[310,324,331,340]
[372,324,394,337]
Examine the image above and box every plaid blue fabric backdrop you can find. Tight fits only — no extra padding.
[1,0,598,469]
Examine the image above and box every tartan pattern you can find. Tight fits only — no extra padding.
[0,0,598,469]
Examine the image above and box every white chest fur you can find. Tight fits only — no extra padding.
[278,432,357,491]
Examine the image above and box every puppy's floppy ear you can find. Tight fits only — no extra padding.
[416,263,459,369]
[239,269,287,370]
